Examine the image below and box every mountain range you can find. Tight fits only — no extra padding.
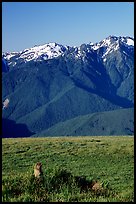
[2,36,134,137]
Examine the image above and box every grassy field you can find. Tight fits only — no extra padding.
[2,136,134,202]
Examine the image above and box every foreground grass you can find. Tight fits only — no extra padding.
[2,136,134,202]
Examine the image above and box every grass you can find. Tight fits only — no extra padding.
[2,136,134,202]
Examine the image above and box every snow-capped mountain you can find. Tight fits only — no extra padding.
[2,36,134,67]
[2,43,69,67]
[2,36,134,137]
[92,36,134,50]
[17,42,69,61]
[91,35,134,61]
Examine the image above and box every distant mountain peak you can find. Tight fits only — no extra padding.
[91,36,134,60]
[19,42,69,62]
[2,35,134,66]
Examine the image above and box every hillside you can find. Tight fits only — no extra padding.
[2,36,134,137]
[33,108,134,137]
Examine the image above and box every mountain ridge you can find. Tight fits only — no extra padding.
[2,35,134,65]
[2,35,134,137]
[33,108,134,137]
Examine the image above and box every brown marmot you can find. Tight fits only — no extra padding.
[34,162,43,178]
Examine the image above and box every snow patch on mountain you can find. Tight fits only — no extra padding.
[126,38,134,46]
[19,43,68,62]
[74,47,82,59]
[120,37,134,46]
[2,52,19,60]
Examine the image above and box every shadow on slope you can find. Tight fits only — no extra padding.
[2,118,34,138]
[72,72,133,109]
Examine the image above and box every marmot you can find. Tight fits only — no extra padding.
[34,162,43,178]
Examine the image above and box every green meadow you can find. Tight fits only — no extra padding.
[2,136,134,202]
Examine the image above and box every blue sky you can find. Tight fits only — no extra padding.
[2,2,134,52]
